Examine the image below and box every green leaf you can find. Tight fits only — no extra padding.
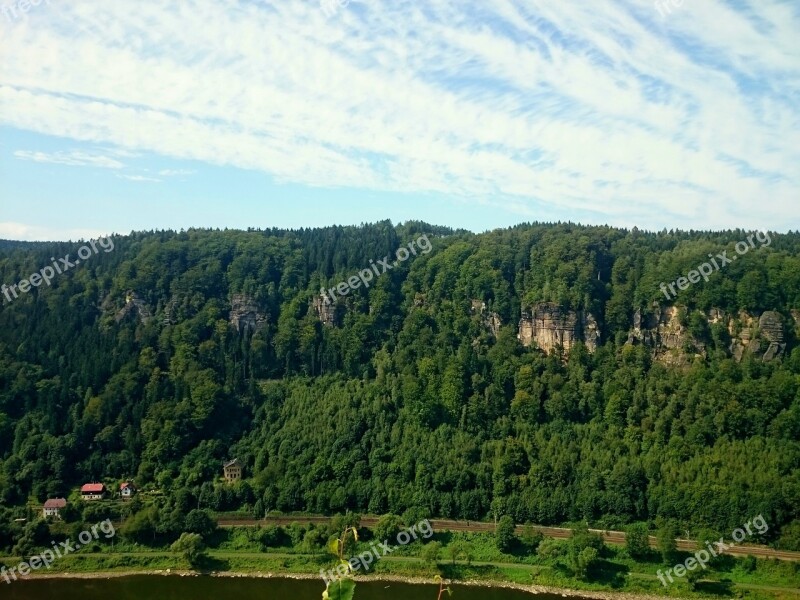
[328,538,341,556]
[324,577,356,600]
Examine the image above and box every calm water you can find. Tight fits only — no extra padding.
[2,576,570,600]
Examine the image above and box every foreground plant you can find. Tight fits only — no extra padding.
[435,574,453,599]
[320,526,452,599]
[322,526,358,600]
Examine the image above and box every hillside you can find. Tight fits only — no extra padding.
[0,221,798,549]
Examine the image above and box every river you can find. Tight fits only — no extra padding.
[2,575,579,600]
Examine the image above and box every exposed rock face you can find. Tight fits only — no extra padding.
[313,294,340,326]
[115,291,152,324]
[229,294,267,333]
[627,306,703,366]
[162,296,178,326]
[729,310,786,362]
[518,302,599,354]
[707,308,725,324]
[583,313,600,353]
[759,311,786,361]
[631,306,788,363]
[471,299,501,338]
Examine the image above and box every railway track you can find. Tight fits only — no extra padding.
[216,515,800,561]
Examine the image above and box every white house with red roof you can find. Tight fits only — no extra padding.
[120,482,137,500]
[80,483,107,501]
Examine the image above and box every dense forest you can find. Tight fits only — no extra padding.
[0,221,798,549]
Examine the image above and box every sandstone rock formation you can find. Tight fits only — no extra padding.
[759,311,786,361]
[313,293,340,326]
[229,293,267,333]
[471,299,501,338]
[729,310,786,362]
[518,302,599,354]
[115,290,152,324]
[626,305,704,366]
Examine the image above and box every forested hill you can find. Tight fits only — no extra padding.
[0,222,799,546]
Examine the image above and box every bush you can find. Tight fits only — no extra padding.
[777,521,800,551]
[625,523,651,558]
[657,524,678,564]
[570,523,604,554]
[421,540,442,564]
[171,533,206,568]
[496,516,516,553]
[537,538,565,560]
[257,525,285,549]
[302,526,328,553]
[521,524,544,553]
[373,514,403,543]
[742,555,757,573]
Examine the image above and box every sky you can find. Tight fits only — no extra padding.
[0,0,798,241]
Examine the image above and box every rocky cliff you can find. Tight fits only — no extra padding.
[729,310,786,362]
[313,294,340,326]
[229,293,267,333]
[517,302,600,354]
[517,301,791,364]
[114,290,153,325]
[471,299,501,338]
[626,306,789,364]
[627,305,703,365]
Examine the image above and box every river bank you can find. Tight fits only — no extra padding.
[5,568,688,600]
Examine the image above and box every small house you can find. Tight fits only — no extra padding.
[80,483,107,501]
[223,459,243,483]
[120,482,136,500]
[43,498,67,518]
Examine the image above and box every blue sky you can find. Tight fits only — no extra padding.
[0,0,798,241]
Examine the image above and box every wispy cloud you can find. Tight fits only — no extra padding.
[158,169,195,176]
[116,173,161,183]
[13,149,123,169]
[0,0,797,230]
[0,221,112,242]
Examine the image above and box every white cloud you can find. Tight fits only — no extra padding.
[158,169,195,176]
[116,174,161,183]
[0,221,112,242]
[0,0,797,230]
[13,149,123,169]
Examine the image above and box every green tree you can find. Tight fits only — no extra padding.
[496,515,516,553]
[569,546,598,580]
[303,527,328,554]
[120,506,159,545]
[185,509,217,539]
[447,541,461,565]
[373,513,403,543]
[521,524,544,553]
[625,522,650,558]
[171,532,206,568]
[421,540,442,564]
[657,524,678,564]
[777,521,800,551]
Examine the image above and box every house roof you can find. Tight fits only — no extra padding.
[44,498,67,509]
[223,459,241,468]
[120,482,136,490]
[81,483,106,493]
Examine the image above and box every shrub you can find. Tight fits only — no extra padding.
[496,516,516,553]
[625,523,651,558]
